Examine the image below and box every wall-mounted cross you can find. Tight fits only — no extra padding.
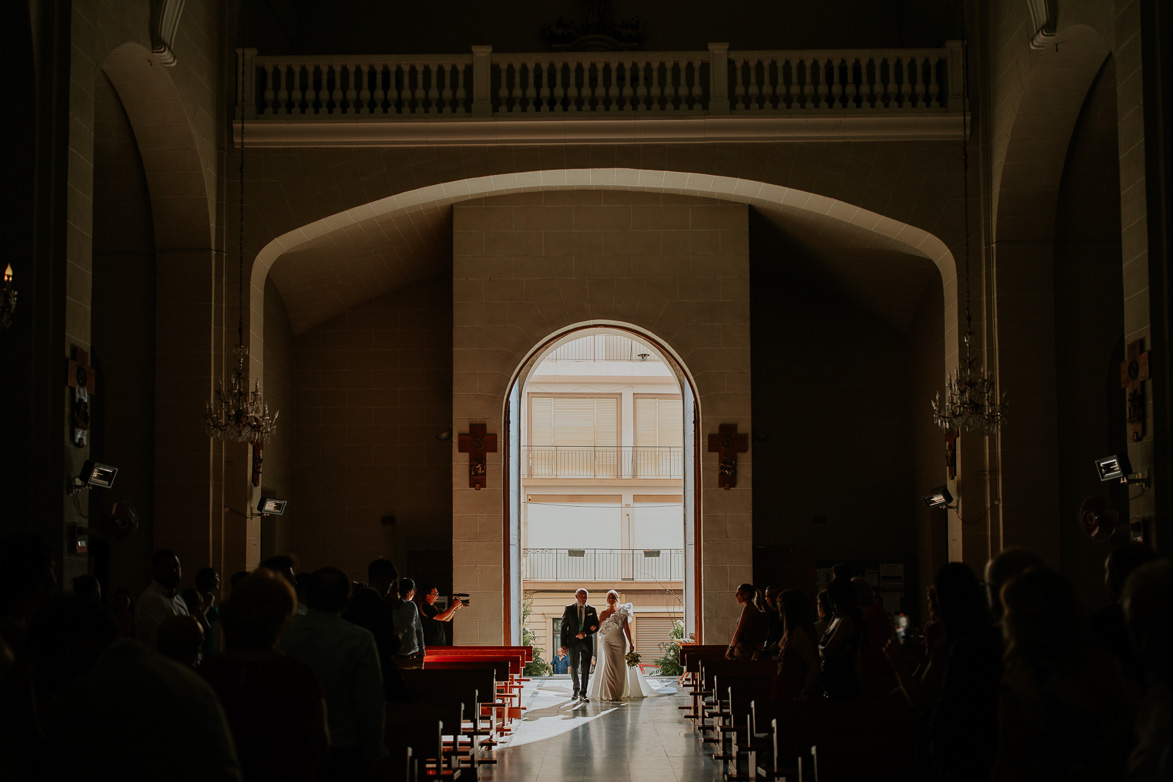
[1120,339,1150,442]
[458,423,497,490]
[707,423,748,489]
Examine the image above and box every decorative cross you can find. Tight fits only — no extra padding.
[458,423,498,490]
[1120,340,1150,442]
[66,348,96,448]
[707,423,749,490]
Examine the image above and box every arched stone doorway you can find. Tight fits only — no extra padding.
[503,324,700,651]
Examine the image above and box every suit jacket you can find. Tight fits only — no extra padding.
[560,603,599,654]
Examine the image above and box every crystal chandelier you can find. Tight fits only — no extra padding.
[932,21,1006,436]
[203,35,278,444]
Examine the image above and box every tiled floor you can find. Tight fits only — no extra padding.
[479,676,722,782]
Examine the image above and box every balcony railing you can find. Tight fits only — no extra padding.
[238,42,962,121]
[524,548,684,582]
[522,446,683,479]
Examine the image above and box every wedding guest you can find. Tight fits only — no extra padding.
[1124,559,1173,781]
[343,558,407,701]
[760,585,784,659]
[195,567,222,660]
[819,576,861,699]
[72,574,102,605]
[136,549,188,650]
[992,567,1133,780]
[112,587,135,639]
[726,583,768,660]
[551,646,570,674]
[390,577,425,669]
[156,614,204,668]
[202,568,329,782]
[812,589,833,638]
[772,588,821,701]
[922,586,944,652]
[1090,540,1156,686]
[854,576,896,698]
[281,567,385,781]
[259,554,298,586]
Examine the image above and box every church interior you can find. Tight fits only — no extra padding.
[2,0,1171,778]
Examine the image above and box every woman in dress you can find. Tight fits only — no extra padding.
[771,588,821,701]
[587,589,657,701]
[726,583,768,660]
[819,575,862,699]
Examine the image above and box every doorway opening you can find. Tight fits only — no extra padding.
[504,325,700,667]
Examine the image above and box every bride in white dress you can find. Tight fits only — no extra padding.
[587,590,658,702]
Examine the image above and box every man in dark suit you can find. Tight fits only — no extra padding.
[559,588,599,702]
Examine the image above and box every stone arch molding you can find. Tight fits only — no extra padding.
[100,43,214,251]
[249,168,959,369]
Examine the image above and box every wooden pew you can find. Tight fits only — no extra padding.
[707,672,775,778]
[422,658,519,732]
[385,706,452,780]
[679,645,729,719]
[695,659,775,740]
[399,668,498,771]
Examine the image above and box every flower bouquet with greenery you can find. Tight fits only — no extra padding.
[625,650,641,668]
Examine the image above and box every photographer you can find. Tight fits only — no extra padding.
[417,583,464,647]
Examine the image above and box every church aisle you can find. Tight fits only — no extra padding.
[479,676,721,782]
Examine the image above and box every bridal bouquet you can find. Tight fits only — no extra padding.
[625,651,641,668]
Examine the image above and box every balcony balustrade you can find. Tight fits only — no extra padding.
[523,547,684,582]
[236,42,964,145]
[522,446,683,479]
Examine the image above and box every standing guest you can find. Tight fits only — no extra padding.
[195,567,222,660]
[259,554,298,587]
[202,568,329,782]
[922,586,944,653]
[417,582,463,647]
[819,576,862,699]
[112,587,135,639]
[772,589,821,701]
[343,558,408,701]
[1124,559,1173,781]
[992,567,1133,780]
[1090,540,1156,686]
[759,585,785,659]
[812,589,833,639]
[229,571,249,590]
[551,646,570,674]
[72,574,102,605]
[281,567,385,781]
[854,576,896,698]
[726,584,768,660]
[136,549,189,650]
[157,614,204,668]
[390,577,426,669]
[929,548,1043,782]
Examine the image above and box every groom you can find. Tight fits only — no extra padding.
[559,587,599,702]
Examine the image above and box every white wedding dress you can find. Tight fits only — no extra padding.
[586,603,658,701]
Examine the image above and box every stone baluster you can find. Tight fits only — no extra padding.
[802,57,816,108]
[884,56,897,108]
[289,65,304,115]
[647,60,662,111]
[621,59,634,111]
[708,43,730,114]
[372,65,386,115]
[605,61,619,111]
[327,64,341,115]
[310,64,326,115]
[453,62,467,114]
[440,63,454,113]
[858,56,872,109]
[662,61,676,110]
[761,58,776,110]
[274,63,289,115]
[387,64,401,114]
[690,58,703,109]
[550,62,565,112]
[732,58,746,110]
[261,63,275,115]
[817,57,830,108]
[510,62,524,112]
[357,64,371,115]
[927,54,940,108]
[342,63,356,114]
[425,63,439,114]
[914,56,927,108]
[413,64,427,115]
[846,57,859,108]
[523,61,537,113]
[537,62,552,112]
[748,58,762,110]
[566,62,580,112]
[634,60,648,111]
[787,58,801,109]
[902,56,914,107]
[581,62,595,111]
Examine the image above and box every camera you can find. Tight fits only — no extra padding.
[452,592,471,607]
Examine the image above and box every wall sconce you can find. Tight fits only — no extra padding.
[1,264,16,329]
[76,460,119,491]
[1094,453,1149,486]
[257,497,288,516]
[921,486,954,510]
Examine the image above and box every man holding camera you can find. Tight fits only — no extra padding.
[417,583,465,647]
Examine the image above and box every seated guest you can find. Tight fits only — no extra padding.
[416,582,463,647]
[772,588,821,701]
[819,576,862,699]
[812,588,833,639]
[922,586,944,653]
[992,567,1133,781]
[551,646,570,674]
[28,595,241,781]
[1091,540,1156,687]
[195,567,222,660]
[929,547,1042,782]
[1124,559,1173,781]
[726,583,768,660]
[759,585,784,659]
[136,549,189,650]
[281,567,385,781]
[343,557,408,701]
[157,614,204,669]
[853,576,896,698]
[202,568,329,782]
[390,577,426,669]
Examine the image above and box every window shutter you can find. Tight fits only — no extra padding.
[531,397,554,446]
[658,398,683,447]
[595,397,618,446]
[635,398,658,446]
[554,398,595,446]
